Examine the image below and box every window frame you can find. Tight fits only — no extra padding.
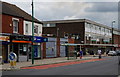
[25,23,29,34]
[34,25,38,34]
[12,18,19,33]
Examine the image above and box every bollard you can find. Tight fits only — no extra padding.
[9,52,17,69]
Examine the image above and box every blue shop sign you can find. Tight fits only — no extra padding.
[42,38,48,42]
[33,36,43,43]
[33,36,48,43]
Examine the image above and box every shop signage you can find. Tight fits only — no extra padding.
[12,36,31,41]
[43,38,48,42]
[0,36,9,41]
[91,39,96,41]
[103,39,109,42]
[33,36,48,43]
[33,36,42,43]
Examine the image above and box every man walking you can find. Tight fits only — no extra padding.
[79,50,83,59]
[98,49,102,59]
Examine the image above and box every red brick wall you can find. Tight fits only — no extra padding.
[68,38,75,54]
[42,42,46,59]
[2,14,23,34]
[113,34,120,45]
[56,38,60,57]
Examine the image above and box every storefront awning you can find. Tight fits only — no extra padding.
[61,43,118,47]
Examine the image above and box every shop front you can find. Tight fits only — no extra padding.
[0,36,10,63]
[29,36,48,59]
[46,38,57,58]
[10,34,31,62]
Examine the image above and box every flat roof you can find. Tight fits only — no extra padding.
[42,19,120,32]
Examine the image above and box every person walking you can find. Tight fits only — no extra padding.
[98,49,102,59]
[79,50,83,59]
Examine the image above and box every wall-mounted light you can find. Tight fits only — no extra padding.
[10,24,12,27]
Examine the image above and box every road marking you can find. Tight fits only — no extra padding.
[21,58,107,70]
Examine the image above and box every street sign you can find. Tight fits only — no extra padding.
[9,52,17,68]
[9,52,17,61]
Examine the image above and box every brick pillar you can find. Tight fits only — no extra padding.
[42,42,46,59]
[57,38,60,57]
[68,38,75,56]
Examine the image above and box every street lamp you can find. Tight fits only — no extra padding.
[111,21,115,45]
[31,0,34,64]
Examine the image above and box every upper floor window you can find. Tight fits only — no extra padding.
[101,27,105,32]
[25,24,28,34]
[99,27,101,30]
[47,24,50,27]
[34,25,38,34]
[43,23,56,27]
[13,18,19,33]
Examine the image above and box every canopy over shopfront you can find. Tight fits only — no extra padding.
[61,43,118,60]
[61,43,118,47]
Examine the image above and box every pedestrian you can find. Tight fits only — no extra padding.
[98,49,102,59]
[79,50,83,59]
[106,50,109,56]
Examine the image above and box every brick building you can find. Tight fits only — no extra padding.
[1,1,44,63]
[42,19,120,56]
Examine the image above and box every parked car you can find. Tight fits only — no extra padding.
[115,50,120,56]
[108,51,117,56]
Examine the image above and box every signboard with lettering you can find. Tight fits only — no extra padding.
[33,36,48,43]
[33,36,42,43]
[0,36,9,41]
[12,36,31,41]
[11,35,48,43]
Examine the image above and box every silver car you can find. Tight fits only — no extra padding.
[108,51,117,56]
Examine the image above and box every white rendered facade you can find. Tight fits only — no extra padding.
[85,22,112,43]
[24,20,42,36]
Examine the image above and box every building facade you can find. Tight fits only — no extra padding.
[43,19,120,56]
[1,1,44,63]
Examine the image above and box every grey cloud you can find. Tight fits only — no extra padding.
[85,2,118,12]
[2,1,118,28]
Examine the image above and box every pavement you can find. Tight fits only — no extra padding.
[0,55,106,71]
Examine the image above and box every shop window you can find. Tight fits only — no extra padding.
[19,44,27,55]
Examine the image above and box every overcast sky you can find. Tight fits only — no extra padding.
[1,0,119,29]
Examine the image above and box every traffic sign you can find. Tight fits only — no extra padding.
[9,52,17,61]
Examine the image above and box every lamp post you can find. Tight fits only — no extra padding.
[31,0,34,64]
[111,21,115,45]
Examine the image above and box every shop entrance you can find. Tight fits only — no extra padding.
[13,43,28,62]
[2,45,8,63]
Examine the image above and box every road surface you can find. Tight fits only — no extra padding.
[2,56,120,77]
